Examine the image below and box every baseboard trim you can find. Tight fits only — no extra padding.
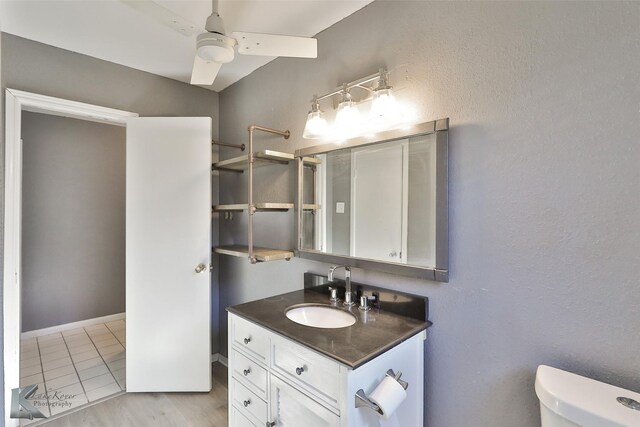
[21,312,126,339]
[210,353,228,367]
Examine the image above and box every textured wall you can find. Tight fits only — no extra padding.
[1,33,219,419]
[218,2,640,426]
[21,112,126,332]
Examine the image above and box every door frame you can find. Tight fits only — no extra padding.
[3,89,137,426]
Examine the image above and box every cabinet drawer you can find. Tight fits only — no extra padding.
[231,350,269,399]
[231,314,270,365]
[231,405,260,427]
[271,335,341,409]
[231,378,267,426]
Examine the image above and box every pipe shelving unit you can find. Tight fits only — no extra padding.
[213,125,301,264]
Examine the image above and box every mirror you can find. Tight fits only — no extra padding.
[295,119,449,281]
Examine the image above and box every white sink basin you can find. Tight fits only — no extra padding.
[285,304,357,329]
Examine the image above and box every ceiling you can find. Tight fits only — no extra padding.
[0,0,373,92]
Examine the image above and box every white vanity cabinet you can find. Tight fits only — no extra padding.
[228,313,426,427]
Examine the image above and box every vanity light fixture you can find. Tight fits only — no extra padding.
[302,95,328,139]
[303,67,412,139]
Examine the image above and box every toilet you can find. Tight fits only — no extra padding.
[535,365,640,426]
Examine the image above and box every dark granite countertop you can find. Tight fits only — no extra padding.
[227,289,428,369]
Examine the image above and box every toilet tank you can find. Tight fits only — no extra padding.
[535,365,640,427]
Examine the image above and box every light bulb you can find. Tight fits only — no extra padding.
[303,110,328,139]
[333,100,362,139]
[370,88,401,129]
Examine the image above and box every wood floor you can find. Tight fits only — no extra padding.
[38,363,228,427]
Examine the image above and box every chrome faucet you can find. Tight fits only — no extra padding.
[328,265,354,307]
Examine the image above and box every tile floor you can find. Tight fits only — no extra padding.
[19,319,126,425]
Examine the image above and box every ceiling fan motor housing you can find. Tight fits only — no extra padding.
[205,12,226,35]
[196,33,236,63]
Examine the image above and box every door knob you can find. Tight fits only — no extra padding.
[195,263,207,273]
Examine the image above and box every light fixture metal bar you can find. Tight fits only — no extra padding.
[314,69,385,102]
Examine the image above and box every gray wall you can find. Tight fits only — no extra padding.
[1,33,219,419]
[21,112,126,332]
[218,2,640,426]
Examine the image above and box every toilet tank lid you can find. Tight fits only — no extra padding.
[535,365,640,426]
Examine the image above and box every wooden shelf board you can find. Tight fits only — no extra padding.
[213,150,295,171]
[257,150,295,162]
[302,204,321,210]
[302,156,321,166]
[214,245,294,262]
[214,203,294,212]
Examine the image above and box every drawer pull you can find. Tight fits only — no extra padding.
[243,367,251,376]
[243,399,251,407]
[295,366,306,376]
[243,336,251,344]
[266,422,276,427]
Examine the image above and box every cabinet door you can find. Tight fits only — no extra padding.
[269,375,340,427]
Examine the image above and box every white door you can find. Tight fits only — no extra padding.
[126,117,211,392]
[351,140,408,263]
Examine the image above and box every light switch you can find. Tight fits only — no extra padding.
[336,202,345,214]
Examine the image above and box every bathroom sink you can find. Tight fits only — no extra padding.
[285,304,357,329]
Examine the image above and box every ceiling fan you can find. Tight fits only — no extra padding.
[122,0,318,86]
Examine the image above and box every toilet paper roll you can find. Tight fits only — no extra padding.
[369,376,408,419]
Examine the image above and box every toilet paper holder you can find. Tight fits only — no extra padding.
[355,369,409,414]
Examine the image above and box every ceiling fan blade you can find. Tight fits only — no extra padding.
[233,32,317,58]
[120,0,203,36]
[190,56,222,85]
